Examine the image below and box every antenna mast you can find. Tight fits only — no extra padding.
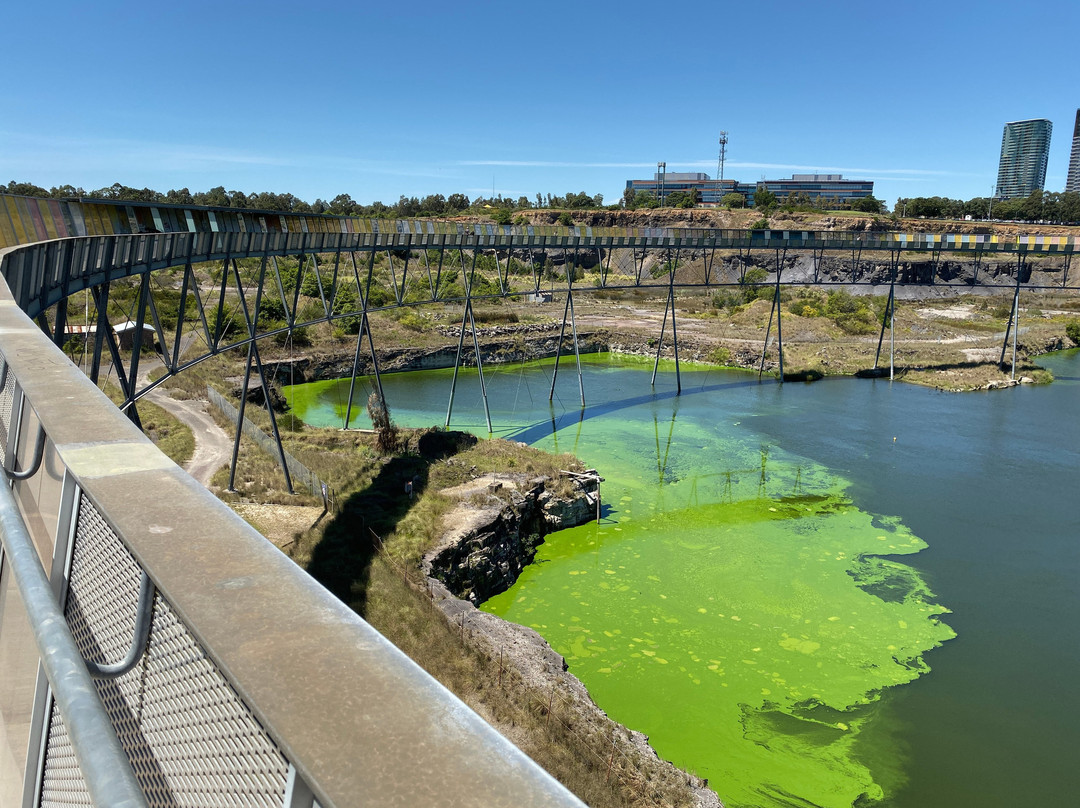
[716,131,729,184]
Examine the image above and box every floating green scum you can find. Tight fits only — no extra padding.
[483,399,955,808]
[283,355,956,807]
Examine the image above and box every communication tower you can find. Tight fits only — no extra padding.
[716,131,729,184]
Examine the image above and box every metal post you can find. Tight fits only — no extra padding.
[548,281,573,402]
[213,256,230,352]
[1010,285,1019,381]
[774,249,784,381]
[444,298,470,429]
[874,252,898,371]
[446,250,481,428]
[651,291,670,387]
[227,342,254,493]
[385,249,401,305]
[757,295,776,381]
[999,253,1023,376]
[468,297,493,433]
[310,253,330,319]
[890,288,896,381]
[565,249,583,406]
[171,261,192,371]
[51,297,67,349]
[230,259,293,494]
[89,283,109,384]
[125,272,150,403]
[343,323,365,430]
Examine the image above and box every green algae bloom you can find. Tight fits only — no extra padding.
[483,391,955,808]
[284,355,957,807]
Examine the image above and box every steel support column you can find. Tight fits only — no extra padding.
[651,247,681,394]
[874,251,899,375]
[998,252,1024,379]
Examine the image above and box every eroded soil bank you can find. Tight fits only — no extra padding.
[423,472,722,808]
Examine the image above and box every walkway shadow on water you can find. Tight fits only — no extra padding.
[508,376,771,445]
[305,430,476,616]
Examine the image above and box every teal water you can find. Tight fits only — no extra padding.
[284,351,1080,807]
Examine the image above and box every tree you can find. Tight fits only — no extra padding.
[447,193,470,212]
[5,180,49,197]
[753,185,777,210]
[852,195,883,214]
[633,190,659,209]
[366,392,399,455]
[194,186,229,207]
[329,193,357,215]
[1060,192,1080,224]
[665,189,699,209]
[165,187,194,205]
[622,187,636,209]
[721,192,745,209]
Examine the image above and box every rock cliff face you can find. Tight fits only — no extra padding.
[422,471,601,605]
[265,328,610,383]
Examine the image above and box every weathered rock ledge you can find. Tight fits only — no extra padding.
[423,470,601,604]
[422,471,722,808]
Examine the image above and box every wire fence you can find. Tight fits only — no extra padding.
[205,385,337,512]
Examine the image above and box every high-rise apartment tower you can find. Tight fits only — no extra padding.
[996,118,1053,199]
[1066,110,1080,194]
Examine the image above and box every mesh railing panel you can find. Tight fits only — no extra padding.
[0,355,15,465]
[40,494,290,808]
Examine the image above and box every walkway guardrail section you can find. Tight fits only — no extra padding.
[3,226,1078,320]
[0,241,585,807]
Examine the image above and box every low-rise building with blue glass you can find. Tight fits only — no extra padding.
[625,172,874,207]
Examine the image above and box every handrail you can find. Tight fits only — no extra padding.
[0,479,150,808]
[84,571,156,680]
[3,424,46,480]
[0,242,587,807]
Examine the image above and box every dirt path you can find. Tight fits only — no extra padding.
[153,393,232,486]
[136,360,232,488]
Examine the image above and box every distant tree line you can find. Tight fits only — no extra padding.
[6,179,1079,225]
[2,180,606,220]
[894,190,1080,225]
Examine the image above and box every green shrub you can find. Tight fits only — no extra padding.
[708,346,732,365]
[1066,319,1080,344]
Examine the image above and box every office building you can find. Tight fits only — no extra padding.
[625,173,873,208]
[1066,110,1080,194]
[996,118,1052,199]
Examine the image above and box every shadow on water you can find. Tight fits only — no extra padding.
[509,376,768,445]
[305,430,476,615]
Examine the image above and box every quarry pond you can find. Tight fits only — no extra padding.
[284,350,1080,808]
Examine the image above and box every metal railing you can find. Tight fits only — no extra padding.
[0,243,584,807]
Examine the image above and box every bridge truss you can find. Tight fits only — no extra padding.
[3,222,1078,495]
[1,199,1078,807]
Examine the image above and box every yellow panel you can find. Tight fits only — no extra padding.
[82,206,101,236]
[0,198,18,247]
[37,200,60,239]
[4,196,29,244]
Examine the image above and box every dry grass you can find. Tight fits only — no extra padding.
[100,382,195,466]
[363,555,697,808]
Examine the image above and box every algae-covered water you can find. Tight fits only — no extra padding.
[283,350,1080,808]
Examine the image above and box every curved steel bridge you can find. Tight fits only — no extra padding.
[0,195,1077,807]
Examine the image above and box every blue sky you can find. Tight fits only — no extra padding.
[2,0,1078,209]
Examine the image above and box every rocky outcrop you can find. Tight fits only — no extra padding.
[264,329,610,383]
[423,470,601,605]
[421,470,722,808]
